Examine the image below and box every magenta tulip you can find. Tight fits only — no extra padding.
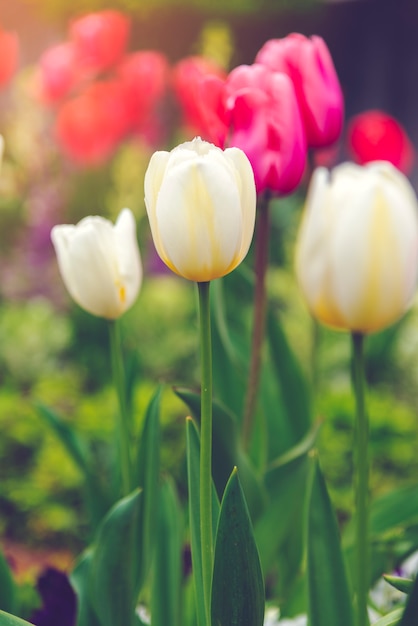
[224,63,306,194]
[256,34,344,148]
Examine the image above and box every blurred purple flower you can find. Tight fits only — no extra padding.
[31,567,77,626]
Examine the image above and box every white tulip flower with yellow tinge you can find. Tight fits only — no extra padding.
[295,161,418,334]
[144,137,256,282]
[51,208,142,319]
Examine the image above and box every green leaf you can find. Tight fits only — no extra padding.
[35,402,90,473]
[399,573,418,626]
[211,468,265,626]
[186,417,220,626]
[307,461,354,626]
[0,613,34,626]
[150,478,183,626]
[135,386,161,594]
[0,549,15,614]
[384,575,414,595]
[267,309,311,447]
[90,489,142,626]
[210,278,248,419]
[70,550,101,626]
[372,609,403,626]
[254,424,319,576]
[344,484,418,584]
[255,454,311,576]
[35,402,109,530]
[176,388,265,520]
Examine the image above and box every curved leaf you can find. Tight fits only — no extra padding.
[90,489,142,626]
[307,461,354,626]
[175,388,265,519]
[151,478,182,626]
[135,386,161,593]
[211,468,265,626]
[0,613,34,626]
[186,417,220,626]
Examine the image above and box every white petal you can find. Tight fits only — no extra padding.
[156,152,243,281]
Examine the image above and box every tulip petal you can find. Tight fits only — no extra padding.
[52,210,141,319]
[155,152,243,281]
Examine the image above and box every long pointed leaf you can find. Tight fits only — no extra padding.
[0,549,15,614]
[372,609,403,626]
[307,461,354,626]
[186,417,220,626]
[151,478,182,626]
[176,388,265,519]
[90,489,142,626]
[0,614,34,626]
[399,572,418,626]
[70,550,101,626]
[267,309,311,446]
[135,386,161,593]
[211,468,265,626]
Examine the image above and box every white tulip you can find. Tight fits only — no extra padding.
[51,208,142,319]
[295,161,418,333]
[144,137,256,282]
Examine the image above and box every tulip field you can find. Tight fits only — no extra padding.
[0,2,418,626]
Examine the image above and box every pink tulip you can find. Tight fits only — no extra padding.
[0,25,18,88]
[256,34,344,148]
[346,110,415,175]
[55,80,131,165]
[69,10,130,73]
[37,42,81,103]
[224,64,307,194]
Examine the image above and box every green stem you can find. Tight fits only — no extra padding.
[197,281,213,626]
[242,193,271,448]
[351,331,370,626]
[109,319,132,497]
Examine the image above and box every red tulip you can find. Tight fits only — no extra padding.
[171,56,227,139]
[37,42,81,103]
[0,25,18,88]
[224,64,307,195]
[346,110,415,175]
[117,51,169,131]
[55,80,131,165]
[69,10,130,73]
[256,34,344,148]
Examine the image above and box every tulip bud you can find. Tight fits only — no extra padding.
[224,63,307,195]
[256,34,344,148]
[295,162,418,333]
[51,208,142,319]
[346,110,415,175]
[144,137,256,282]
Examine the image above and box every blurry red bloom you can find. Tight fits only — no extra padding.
[117,51,169,131]
[69,10,130,73]
[224,64,307,195]
[346,110,415,175]
[37,42,81,103]
[55,80,132,165]
[0,25,19,88]
[256,33,344,149]
[172,56,227,140]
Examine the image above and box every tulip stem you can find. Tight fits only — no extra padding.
[109,319,132,497]
[242,192,271,448]
[197,280,213,626]
[351,331,370,626]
